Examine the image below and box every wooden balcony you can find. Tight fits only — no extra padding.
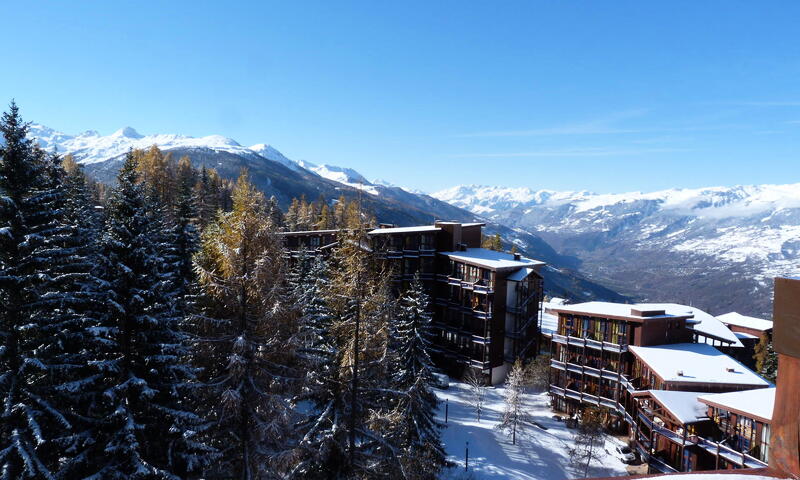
[551,333,628,353]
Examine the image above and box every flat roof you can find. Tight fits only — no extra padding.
[550,301,693,322]
[540,300,563,336]
[699,387,775,424]
[718,312,774,332]
[550,302,742,347]
[506,267,536,282]
[439,248,545,270]
[735,331,759,340]
[642,304,743,348]
[629,343,770,387]
[648,390,709,425]
[367,225,441,235]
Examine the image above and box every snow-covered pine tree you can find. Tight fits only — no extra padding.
[386,275,447,479]
[0,102,75,478]
[290,256,353,478]
[266,195,284,230]
[171,161,200,299]
[193,170,297,479]
[87,150,212,478]
[761,340,778,384]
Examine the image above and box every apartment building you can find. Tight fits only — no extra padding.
[717,312,774,369]
[281,221,545,384]
[548,301,771,474]
[699,388,774,465]
[585,277,799,480]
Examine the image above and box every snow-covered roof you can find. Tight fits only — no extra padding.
[639,304,743,348]
[367,226,441,235]
[699,387,775,423]
[506,267,535,282]
[550,302,691,321]
[717,312,774,332]
[540,302,560,336]
[440,248,545,270]
[550,302,742,347]
[648,390,709,424]
[629,343,769,387]
[734,331,759,340]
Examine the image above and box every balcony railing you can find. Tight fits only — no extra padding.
[696,437,768,469]
[551,334,627,352]
[550,359,630,388]
[648,455,679,474]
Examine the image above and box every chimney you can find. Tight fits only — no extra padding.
[676,370,684,377]
[513,253,521,261]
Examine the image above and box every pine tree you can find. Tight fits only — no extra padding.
[26,151,123,478]
[290,257,352,478]
[195,166,216,228]
[88,150,212,478]
[386,276,446,479]
[193,170,297,478]
[0,102,72,478]
[266,195,285,229]
[167,164,200,310]
[760,340,778,383]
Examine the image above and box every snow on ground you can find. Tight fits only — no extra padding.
[436,381,630,480]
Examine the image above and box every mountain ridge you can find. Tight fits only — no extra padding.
[432,183,800,316]
[27,123,626,304]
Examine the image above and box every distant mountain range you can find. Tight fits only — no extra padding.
[28,124,625,304]
[433,184,800,317]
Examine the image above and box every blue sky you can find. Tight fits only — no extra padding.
[3,1,800,193]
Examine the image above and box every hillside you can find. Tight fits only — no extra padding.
[433,184,800,316]
[29,124,625,303]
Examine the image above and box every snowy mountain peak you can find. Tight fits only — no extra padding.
[25,123,376,194]
[313,164,369,186]
[111,126,143,139]
[434,183,800,219]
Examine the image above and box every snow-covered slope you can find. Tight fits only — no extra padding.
[433,184,800,316]
[437,381,629,479]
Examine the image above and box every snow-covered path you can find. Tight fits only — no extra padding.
[436,382,630,480]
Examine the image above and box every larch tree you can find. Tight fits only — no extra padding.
[464,368,487,423]
[569,407,605,478]
[292,223,398,478]
[496,359,529,445]
[193,170,297,479]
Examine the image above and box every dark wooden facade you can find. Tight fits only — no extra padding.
[280,221,545,385]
